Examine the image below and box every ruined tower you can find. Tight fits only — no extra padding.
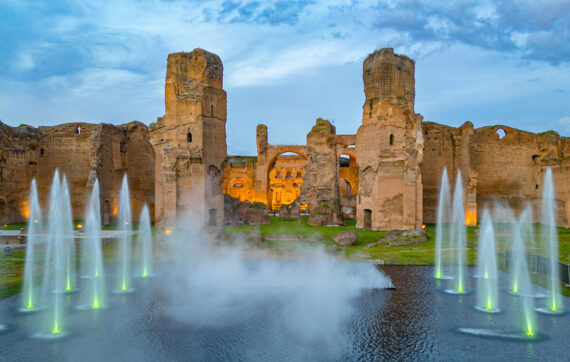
[300,118,343,225]
[149,49,227,228]
[355,48,424,230]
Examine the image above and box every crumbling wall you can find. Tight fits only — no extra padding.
[222,156,257,202]
[223,194,270,225]
[268,155,305,211]
[0,120,154,225]
[300,118,342,225]
[0,123,39,223]
[422,123,570,227]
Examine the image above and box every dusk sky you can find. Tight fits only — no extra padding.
[1,0,569,155]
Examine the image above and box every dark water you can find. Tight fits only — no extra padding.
[0,265,569,361]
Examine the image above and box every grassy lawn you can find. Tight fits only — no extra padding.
[2,217,570,300]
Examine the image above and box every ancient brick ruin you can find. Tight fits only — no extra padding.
[149,50,227,228]
[0,121,154,225]
[1,47,569,230]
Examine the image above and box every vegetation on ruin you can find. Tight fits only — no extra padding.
[551,156,570,163]
[539,130,559,137]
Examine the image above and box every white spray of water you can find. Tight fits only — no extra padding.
[434,168,451,279]
[21,178,43,311]
[511,206,536,335]
[115,174,133,293]
[78,179,106,309]
[540,168,562,313]
[476,209,499,312]
[136,204,153,278]
[449,170,467,293]
[38,170,73,337]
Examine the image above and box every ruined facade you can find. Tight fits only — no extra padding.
[422,122,570,227]
[355,49,424,230]
[2,47,570,230]
[149,49,227,228]
[0,121,154,225]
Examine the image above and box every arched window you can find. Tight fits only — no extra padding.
[496,128,506,139]
[40,148,45,156]
[76,126,81,134]
[187,132,192,143]
[210,104,214,117]
[389,134,394,145]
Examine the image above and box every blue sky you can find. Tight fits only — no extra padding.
[1,0,569,155]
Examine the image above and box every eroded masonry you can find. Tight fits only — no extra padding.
[1,48,569,230]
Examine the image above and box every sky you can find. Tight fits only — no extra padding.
[1,0,569,155]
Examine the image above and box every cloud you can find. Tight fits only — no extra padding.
[558,116,570,135]
[1,0,570,154]
[373,0,570,65]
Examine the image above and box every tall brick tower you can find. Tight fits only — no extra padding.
[355,48,424,230]
[150,49,227,228]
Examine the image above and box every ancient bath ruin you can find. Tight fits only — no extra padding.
[1,47,570,231]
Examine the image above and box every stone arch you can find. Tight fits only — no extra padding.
[338,152,358,195]
[266,150,307,211]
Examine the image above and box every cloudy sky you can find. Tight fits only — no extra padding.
[1,0,569,155]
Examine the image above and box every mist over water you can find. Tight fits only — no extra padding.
[154,210,393,359]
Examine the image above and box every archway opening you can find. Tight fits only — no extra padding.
[496,128,506,139]
[338,153,358,195]
[268,152,307,212]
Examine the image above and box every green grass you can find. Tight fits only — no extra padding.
[226,216,387,246]
[2,217,570,300]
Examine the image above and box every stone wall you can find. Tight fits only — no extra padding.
[422,122,570,227]
[0,121,154,225]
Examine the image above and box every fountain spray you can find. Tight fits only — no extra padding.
[21,179,43,311]
[114,174,133,293]
[434,168,451,279]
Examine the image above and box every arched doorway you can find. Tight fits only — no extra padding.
[338,153,358,195]
[267,152,307,212]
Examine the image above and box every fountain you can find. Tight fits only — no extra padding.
[510,207,537,336]
[445,170,468,294]
[475,209,499,313]
[136,204,153,278]
[434,168,452,280]
[114,174,133,293]
[77,179,106,310]
[20,179,45,312]
[36,170,73,338]
[537,168,563,314]
[61,175,77,293]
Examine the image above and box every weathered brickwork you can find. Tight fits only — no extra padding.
[0,121,154,225]
[2,47,569,229]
